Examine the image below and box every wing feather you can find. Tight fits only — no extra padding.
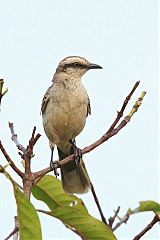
[41,85,52,114]
[87,98,91,116]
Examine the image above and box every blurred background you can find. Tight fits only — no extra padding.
[0,0,158,239]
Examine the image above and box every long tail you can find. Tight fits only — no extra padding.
[57,145,90,194]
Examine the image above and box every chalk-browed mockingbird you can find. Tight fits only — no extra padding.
[41,56,102,194]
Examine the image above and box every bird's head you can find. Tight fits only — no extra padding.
[55,56,102,79]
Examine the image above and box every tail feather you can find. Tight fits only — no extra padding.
[57,146,90,194]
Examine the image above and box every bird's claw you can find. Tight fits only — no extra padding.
[69,140,82,165]
[50,160,60,177]
[74,147,82,165]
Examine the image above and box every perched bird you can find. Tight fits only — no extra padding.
[41,56,102,194]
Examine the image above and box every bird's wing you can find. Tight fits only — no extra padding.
[87,98,91,116]
[41,85,52,114]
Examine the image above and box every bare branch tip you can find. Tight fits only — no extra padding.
[32,126,36,137]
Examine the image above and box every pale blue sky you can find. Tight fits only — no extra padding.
[0,0,159,239]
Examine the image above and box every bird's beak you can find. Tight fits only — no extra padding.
[89,63,103,69]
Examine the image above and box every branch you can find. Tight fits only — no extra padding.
[34,83,146,180]
[7,123,41,199]
[90,182,108,225]
[8,123,41,158]
[0,141,23,178]
[107,80,140,133]
[111,206,159,237]
[0,79,8,107]
[132,214,160,240]
[4,227,18,240]
[29,126,41,146]
[8,122,26,153]
[112,209,131,231]
[108,206,121,228]
[110,91,146,136]
[22,126,41,199]
[4,216,19,240]
[23,126,41,174]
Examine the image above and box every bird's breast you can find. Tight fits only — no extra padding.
[43,83,88,143]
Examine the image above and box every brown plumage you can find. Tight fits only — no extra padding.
[41,56,102,194]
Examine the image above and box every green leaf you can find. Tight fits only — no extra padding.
[132,200,160,215]
[32,175,116,240]
[32,174,86,211]
[14,184,42,240]
[1,169,42,240]
[41,207,116,240]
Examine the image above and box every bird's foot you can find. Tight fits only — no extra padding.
[69,140,82,165]
[50,160,60,177]
[74,147,82,165]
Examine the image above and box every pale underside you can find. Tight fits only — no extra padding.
[41,70,91,194]
[42,80,90,153]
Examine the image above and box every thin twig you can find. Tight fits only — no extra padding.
[13,216,19,240]
[1,123,41,199]
[0,79,4,106]
[111,91,146,136]
[132,214,160,240]
[112,210,131,231]
[22,127,41,199]
[3,227,18,240]
[107,80,140,133]
[108,206,121,228]
[0,79,8,107]
[0,141,23,178]
[4,216,19,240]
[28,126,41,148]
[7,124,41,199]
[90,182,108,225]
[23,127,41,174]
[8,122,26,153]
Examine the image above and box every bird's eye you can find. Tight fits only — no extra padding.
[74,62,80,67]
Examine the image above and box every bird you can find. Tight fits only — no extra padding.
[41,56,102,194]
